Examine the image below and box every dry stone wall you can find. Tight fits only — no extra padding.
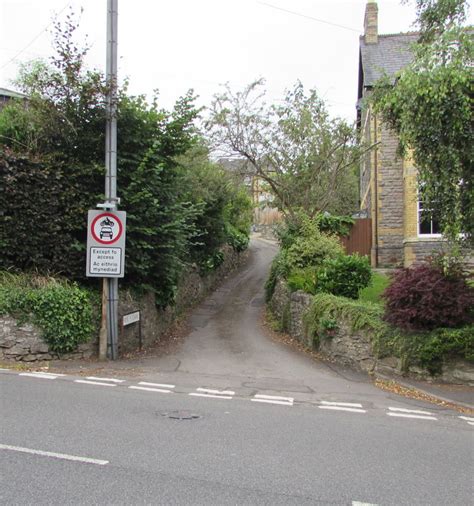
[270,279,474,386]
[0,245,247,362]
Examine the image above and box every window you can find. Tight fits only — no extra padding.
[417,198,441,236]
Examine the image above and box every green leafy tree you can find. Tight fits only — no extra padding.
[372,0,473,246]
[206,80,364,218]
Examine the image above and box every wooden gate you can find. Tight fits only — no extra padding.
[340,218,372,257]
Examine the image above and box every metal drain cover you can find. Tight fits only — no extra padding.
[161,410,201,420]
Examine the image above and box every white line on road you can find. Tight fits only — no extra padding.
[0,444,109,466]
[352,501,379,506]
[251,398,294,406]
[459,416,474,422]
[19,373,60,380]
[197,387,235,395]
[319,405,366,413]
[74,380,117,387]
[139,382,175,389]
[251,394,294,406]
[129,386,171,394]
[388,407,433,415]
[387,413,437,421]
[86,376,125,383]
[320,401,363,408]
[189,393,233,400]
[468,422,474,426]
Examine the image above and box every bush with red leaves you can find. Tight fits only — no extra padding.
[383,264,474,331]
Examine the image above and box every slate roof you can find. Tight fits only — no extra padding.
[359,32,418,87]
[0,87,26,99]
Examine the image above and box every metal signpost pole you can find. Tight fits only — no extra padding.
[105,0,119,360]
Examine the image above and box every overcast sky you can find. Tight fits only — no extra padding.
[1,0,472,122]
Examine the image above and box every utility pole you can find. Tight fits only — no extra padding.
[101,0,119,360]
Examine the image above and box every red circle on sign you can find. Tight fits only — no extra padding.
[91,213,123,245]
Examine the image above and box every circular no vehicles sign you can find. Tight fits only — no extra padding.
[91,212,124,245]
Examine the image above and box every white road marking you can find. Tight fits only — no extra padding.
[0,444,108,466]
[196,388,235,395]
[319,405,366,413]
[251,394,294,406]
[352,501,378,506]
[74,380,116,387]
[86,376,124,383]
[459,416,474,422]
[320,401,363,408]
[19,373,59,380]
[139,382,175,389]
[388,407,433,415]
[129,386,171,394]
[468,422,474,426]
[0,368,10,371]
[189,393,233,399]
[387,413,437,421]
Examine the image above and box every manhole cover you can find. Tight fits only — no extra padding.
[161,410,201,420]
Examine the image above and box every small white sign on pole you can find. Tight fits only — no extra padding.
[122,311,140,326]
[86,210,126,278]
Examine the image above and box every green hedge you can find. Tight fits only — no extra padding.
[0,272,98,354]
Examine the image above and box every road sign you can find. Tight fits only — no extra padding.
[86,210,126,277]
[122,311,140,326]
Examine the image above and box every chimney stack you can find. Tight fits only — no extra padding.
[364,0,378,44]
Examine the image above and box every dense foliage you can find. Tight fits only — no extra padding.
[383,263,474,331]
[0,14,251,307]
[372,0,473,245]
[316,255,371,300]
[0,272,97,353]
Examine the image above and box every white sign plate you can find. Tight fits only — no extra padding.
[86,210,126,278]
[123,311,140,326]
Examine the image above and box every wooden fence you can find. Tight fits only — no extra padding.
[340,218,372,257]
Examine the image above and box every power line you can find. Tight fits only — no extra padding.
[0,2,71,71]
[256,1,362,33]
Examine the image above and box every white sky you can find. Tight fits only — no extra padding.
[1,0,472,122]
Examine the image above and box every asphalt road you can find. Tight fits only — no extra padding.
[1,238,473,505]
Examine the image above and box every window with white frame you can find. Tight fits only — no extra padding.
[417,197,441,236]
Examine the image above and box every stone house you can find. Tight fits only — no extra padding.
[357,1,445,267]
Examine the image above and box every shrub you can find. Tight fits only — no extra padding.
[226,224,249,252]
[265,250,291,302]
[287,267,318,294]
[316,254,372,299]
[0,272,97,354]
[318,213,354,237]
[383,264,474,331]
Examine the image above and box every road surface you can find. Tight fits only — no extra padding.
[1,238,473,505]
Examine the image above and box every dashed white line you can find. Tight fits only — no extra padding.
[387,413,437,421]
[320,401,363,408]
[0,444,109,466]
[252,394,294,406]
[86,376,124,383]
[196,388,235,395]
[459,416,474,422]
[387,407,437,420]
[74,380,117,387]
[129,386,171,394]
[318,405,366,413]
[189,387,235,400]
[139,382,175,389]
[19,373,61,380]
[388,407,433,415]
[352,501,378,506]
[189,393,233,399]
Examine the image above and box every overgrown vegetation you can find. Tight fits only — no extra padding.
[359,272,390,304]
[0,12,252,309]
[372,0,473,245]
[0,272,98,354]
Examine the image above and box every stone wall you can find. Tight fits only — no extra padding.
[269,279,474,385]
[0,245,247,362]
